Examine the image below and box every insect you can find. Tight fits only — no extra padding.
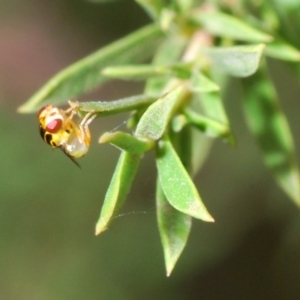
[38,101,96,167]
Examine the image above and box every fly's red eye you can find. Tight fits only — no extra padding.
[38,105,50,118]
[46,118,63,133]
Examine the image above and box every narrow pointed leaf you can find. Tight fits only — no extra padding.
[184,108,231,141]
[160,8,176,31]
[171,117,193,176]
[135,86,184,140]
[135,0,164,19]
[171,114,188,133]
[99,131,154,153]
[95,152,142,235]
[266,41,300,61]
[18,24,163,113]
[190,128,213,176]
[190,70,220,93]
[242,68,300,205]
[193,90,235,146]
[201,44,265,77]
[176,0,194,13]
[198,91,228,124]
[272,0,300,9]
[191,11,273,43]
[102,64,169,80]
[156,180,192,276]
[102,62,191,81]
[145,35,188,96]
[76,94,157,116]
[156,136,214,221]
[173,118,213,178]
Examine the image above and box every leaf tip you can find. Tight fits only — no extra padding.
[165,262,175,277]
[257,43,266,51]
[189,203,215,222]
[206,215,215,222]
[17,104,31,114]
[99,133,109,144]
[95,222,108,235]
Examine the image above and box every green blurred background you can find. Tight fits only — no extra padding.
[1,1,300,299]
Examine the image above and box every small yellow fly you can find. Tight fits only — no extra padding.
[38,101,96,167]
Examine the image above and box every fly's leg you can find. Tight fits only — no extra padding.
[66,100,96,146]
[67,100,80,112]
[64,101,79,122]
[78,111,97,146]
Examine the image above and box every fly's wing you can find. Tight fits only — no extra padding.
[60,146,81,168]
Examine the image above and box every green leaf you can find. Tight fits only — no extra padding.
[171,114,188,133]
[99,131,154,153]
[176,0,194,13]
[160,8,176,31]
[135,86,184,140]
[267,1,300,47]
[184,108,232,142]
[135,0,164,19]
[18,24,163,113]
[201,44,265,77]
[145,35,188,96]
[172,113,214,182]
[242,67,300,206]
[191,10,273,43]
[171,116,193,174]
[192,90,235,145]
[156,180,192,276]
[189,70,220,93]
[76,94,157,116]
[102,62,191,81]
[156,136,214,221]
[190,127,213,176]
[272,0,300,10]
[102,64,169,80]
[95,151,142,235]
[198,91,227,123]
[266,41,300,61]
